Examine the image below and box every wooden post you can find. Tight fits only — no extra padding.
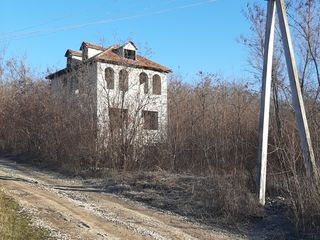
[257,0,318,206]
[256,0,276,206]
[276,0,318,178]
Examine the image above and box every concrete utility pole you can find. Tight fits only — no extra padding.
[257,0,318,206]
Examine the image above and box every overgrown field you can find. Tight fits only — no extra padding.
[0,73,319,238]
[0,190,50,239]
[0,0,320,237]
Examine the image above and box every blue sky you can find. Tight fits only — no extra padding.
[0,0,253,82]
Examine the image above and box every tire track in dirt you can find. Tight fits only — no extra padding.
[0,157,243,240]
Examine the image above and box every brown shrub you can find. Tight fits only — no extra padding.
[0,59,319,234]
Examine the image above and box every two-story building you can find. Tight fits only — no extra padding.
[46,41,171,141]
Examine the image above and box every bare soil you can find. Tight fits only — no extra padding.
[0,156,244,240]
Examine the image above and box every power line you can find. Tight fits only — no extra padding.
[0,0,218,42]
[1,7,114,39]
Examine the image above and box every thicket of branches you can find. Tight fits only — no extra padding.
[240,0,320,235]
[0,60,319,234]
[0,62,264,224]
[0,62,260,175]
[0,0,319,236]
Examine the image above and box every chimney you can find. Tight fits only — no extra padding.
[65,50,82,68]
[79,42,104,60]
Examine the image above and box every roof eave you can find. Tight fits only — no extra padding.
[46,59,97,80]
[65,49,82,58]
[46,68,68,79]
[96,58,171,73]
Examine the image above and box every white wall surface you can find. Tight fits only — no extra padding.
[96,62,168,139]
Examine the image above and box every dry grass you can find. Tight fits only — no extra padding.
[0,59,319,236]
[0,191,51,240]
[84,170,263,230]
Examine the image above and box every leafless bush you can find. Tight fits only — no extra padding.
[1,55,319,234]
[0,60,263,224]
[0,59,98,174]
[166,74,259,175]
[193,172,262,225]
[264,98,320,236]
[241,0,320,235]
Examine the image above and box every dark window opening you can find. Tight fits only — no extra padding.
[62,78,67,88]
[139,72,148,94]
[67,58,71,68]
[124,49,136,60]
[152,75,161,95]
[105,67,114,89]
[119,69,129,91]
[143,111,158,130]
[70,76,79,94]
[109,108,128,129]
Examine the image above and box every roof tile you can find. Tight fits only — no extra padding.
[96,46,171,73]
[65,49,82,57]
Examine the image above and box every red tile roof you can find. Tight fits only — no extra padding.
[47,41,171,79]
[80,41,106,51]
[96,45,171,73]
[65,49,82,57]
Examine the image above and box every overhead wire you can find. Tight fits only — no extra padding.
[0,0,218,42]
[1,5,114,39]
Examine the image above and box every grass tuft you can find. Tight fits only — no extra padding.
[0,190,51,240]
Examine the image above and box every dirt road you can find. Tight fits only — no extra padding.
[0,157,244,240]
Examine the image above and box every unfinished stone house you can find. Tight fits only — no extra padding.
[46,41,171,142]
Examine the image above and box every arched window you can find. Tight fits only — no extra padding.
[139,72,148,94]
[70,76,79,94]
[152,74,161,95]
[61,77,69,92]
[119,69,128,92]
[105,67,114,89]
[62,78,67,88]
